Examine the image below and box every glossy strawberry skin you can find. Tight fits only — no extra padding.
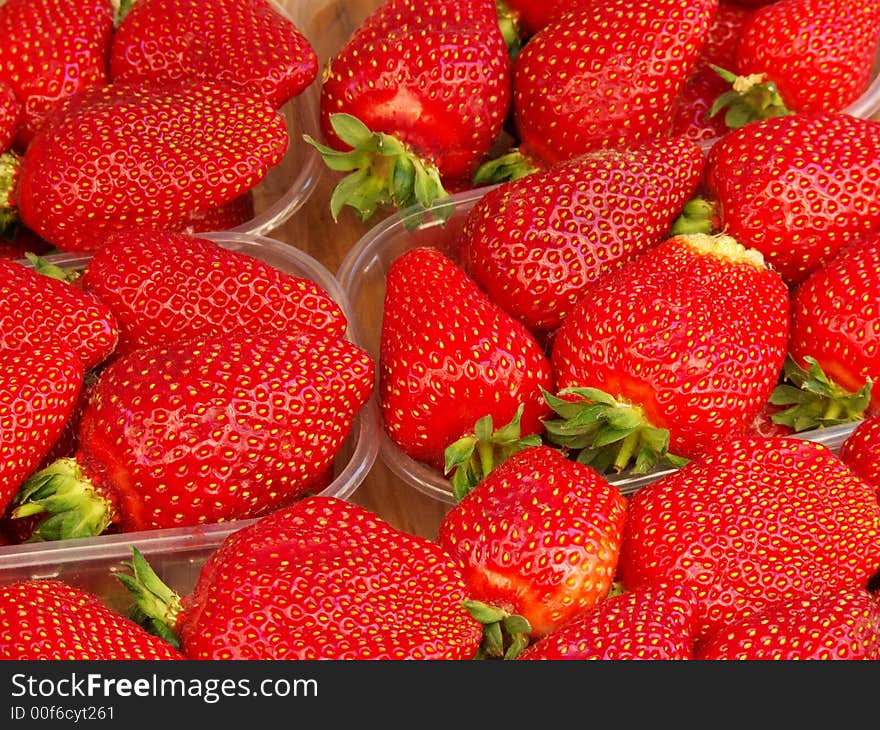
[0,80,19,153]
[0,345,83,515]
[75,328,374,532]
[320,0,511,187]
[705,113,880,285]
[696,587,880,660]
[518,582,699,660]
[110,0,318,109]
[438,445,628,638]
[787,232,880,412]
[839,414,880,501]
[0,579,183,660]
[80,227,347,357]
[13,78,289,252]
[455,137,705,333]
[0,257,119,370]
[735,0,880,113]
[175,496,483,660]
[619,436,880,641]
[380,246,553,471]
[512,0,717,166]
[0,0,114,150]
[550,234,790,461]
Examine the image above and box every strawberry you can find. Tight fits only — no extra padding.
[0,224,54,261]
[618,435,880,641]
[110,0,318,109]
[455,136,706,333]
[437,445,628,654]
[517,582,699,660]
[0,578,184,660]
[500,0,585,36]
[307,0,512,220]
[839,413,880,501]
[179,193,256,234]
[0,256,118,370]
[79,226,348,357]
[0,344,83,517]
[510,0,717,167]
[380,246,553,473]
[120,496,484,659]
[769,231,880,432]
[547,232,790,472]
[704,112,880,285]
[0,79,19,154]
[11,327,375,539]
[0,0,115,151]
[695,587,880,660]
[1,77,289,253]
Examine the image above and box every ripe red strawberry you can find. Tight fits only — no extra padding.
[120,496,484,659]
[0,256,119,370]
[839,414,880,501]
[1,78,289,252]
[704,113,880,285]
[0,344,83,516]
[455,137,705,333]
[12,327,375,539]
[547,232,790,472]
[180,192,256,234]
[501,0,585,36]
[380,246,553,473]
[80,226,347,357]
[308,0,512,220]
[695,587,880,660]
[518,582,699,660]
[0,80,19,154]
[0,578,184,660]
[731,0,880,115]
[769,231,880,431]
[110,0,318,109]
[618,435,880,641]
[511,0,717,167]
[437,445,628,653]
[0,0,115,150]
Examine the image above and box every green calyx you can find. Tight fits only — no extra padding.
[670,196,719,237]
[0,151,21,235]
[12,458,113,541]
[493,0,524,60]
[303,113,451,224]
[117,547,184,650]
[24,252,77,282]
[443,405,542,501]
[708,65,794,129]
[542,387,689,475]
[769,356,872,432]
[464,599,532,660]
[472,149,537,186]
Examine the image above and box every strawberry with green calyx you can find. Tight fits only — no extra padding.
[110,0,318,109]
[121,498,484,660]
[311,0,512,221]
[549,232,790,473]
[12,327,375,539]
[438,445,628,656]
[380,246,553,473]
[706,65,793,129]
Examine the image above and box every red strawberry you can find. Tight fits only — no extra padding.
[618,435,880,641]
[2,78,289,252]
[120,496,484,659]
[769,231,880,431]
[180,192,256,234]
[308,0,512,220]
[0,0,115,150]
[518,582,700,660]
[839,413,880,501]
[547,232,790,472]
[12,327,375,539]
[0,224,53,261]
[0,344,83,516]
[110,0,318,109]
[0,79,19,154]
[500,0,585,36]
[0,256,118,370]
[79,226,347,357]
[704,112,880,285]
[380,246,553,473]
[511,0,717,167]
[437,445,628,653]
[695,587,880,660]
[0,578,184,660]
[455,137,705,333]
